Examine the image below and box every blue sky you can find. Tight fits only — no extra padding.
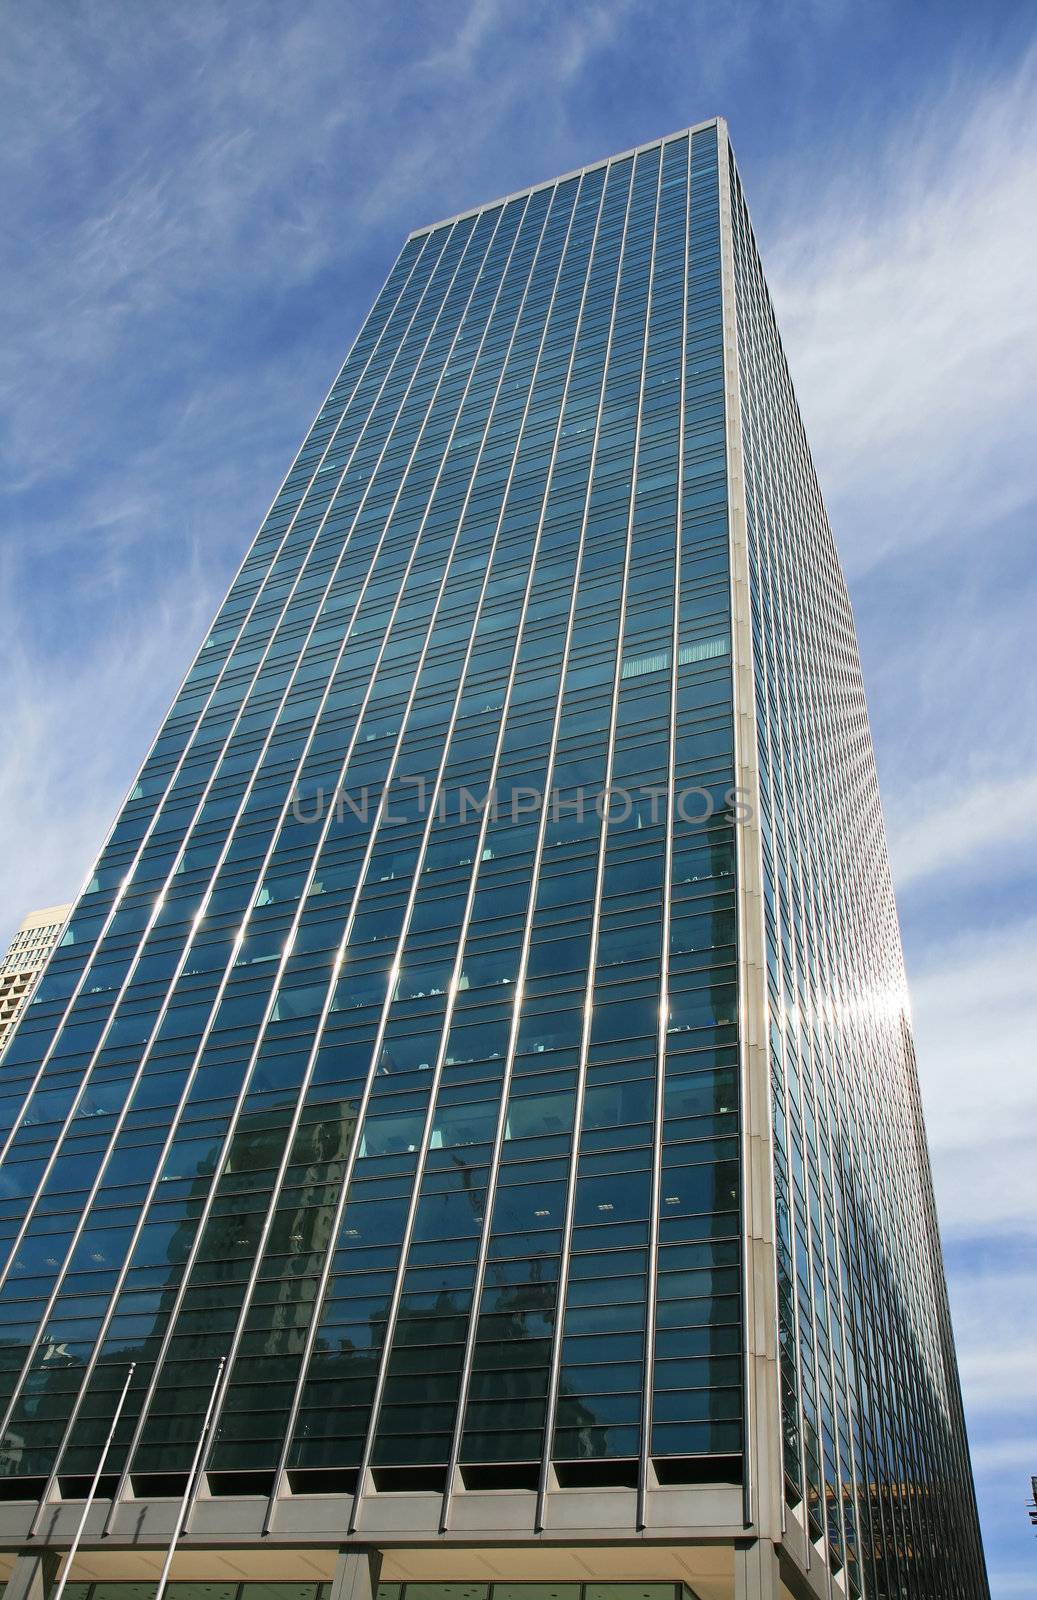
[1,1,1034,1589]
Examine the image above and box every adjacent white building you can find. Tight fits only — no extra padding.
[0,905,71,1058]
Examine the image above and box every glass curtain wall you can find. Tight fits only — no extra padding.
[0,126,740,1506]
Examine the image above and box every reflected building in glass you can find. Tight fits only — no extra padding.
[0,120,988,1600]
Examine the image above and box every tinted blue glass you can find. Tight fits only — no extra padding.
[0,119,983,1600]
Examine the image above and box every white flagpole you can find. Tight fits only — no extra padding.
[153,1356,225,1600]
[51,1362,136,1600]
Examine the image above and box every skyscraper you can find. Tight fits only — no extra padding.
[0,119,987,1600]
[0,908,72,1058]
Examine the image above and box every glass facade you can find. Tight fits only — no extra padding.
[727,157,987,1599]
[0,118,986,1600]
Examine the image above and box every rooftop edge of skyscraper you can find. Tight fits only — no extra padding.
[405,117,725,241]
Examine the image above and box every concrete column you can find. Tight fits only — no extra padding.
[3,1552,60,1600]
[329,1548,382,1600]
[735,1538,781,1600]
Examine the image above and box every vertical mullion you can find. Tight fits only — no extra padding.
[638,130,692,1526]
[726,148,794,1546]
[535,143,664,1531]
[760,318,804,1522]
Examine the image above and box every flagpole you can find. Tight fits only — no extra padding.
[51,1362,136,1600]
[153,1356,225,1600]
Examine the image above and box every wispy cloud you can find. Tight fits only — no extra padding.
[942,1246,1037,1599]
[912,915,1037,1591]
[0,556,215,929]
[354,0,639,227]
[765,77,1037,1530]
[910,918,1037,1235]
[766,44,1037,575]
[888,768,1037,888]
[1,8,1035,1587]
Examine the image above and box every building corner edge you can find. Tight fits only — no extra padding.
[716,120,784,1550]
